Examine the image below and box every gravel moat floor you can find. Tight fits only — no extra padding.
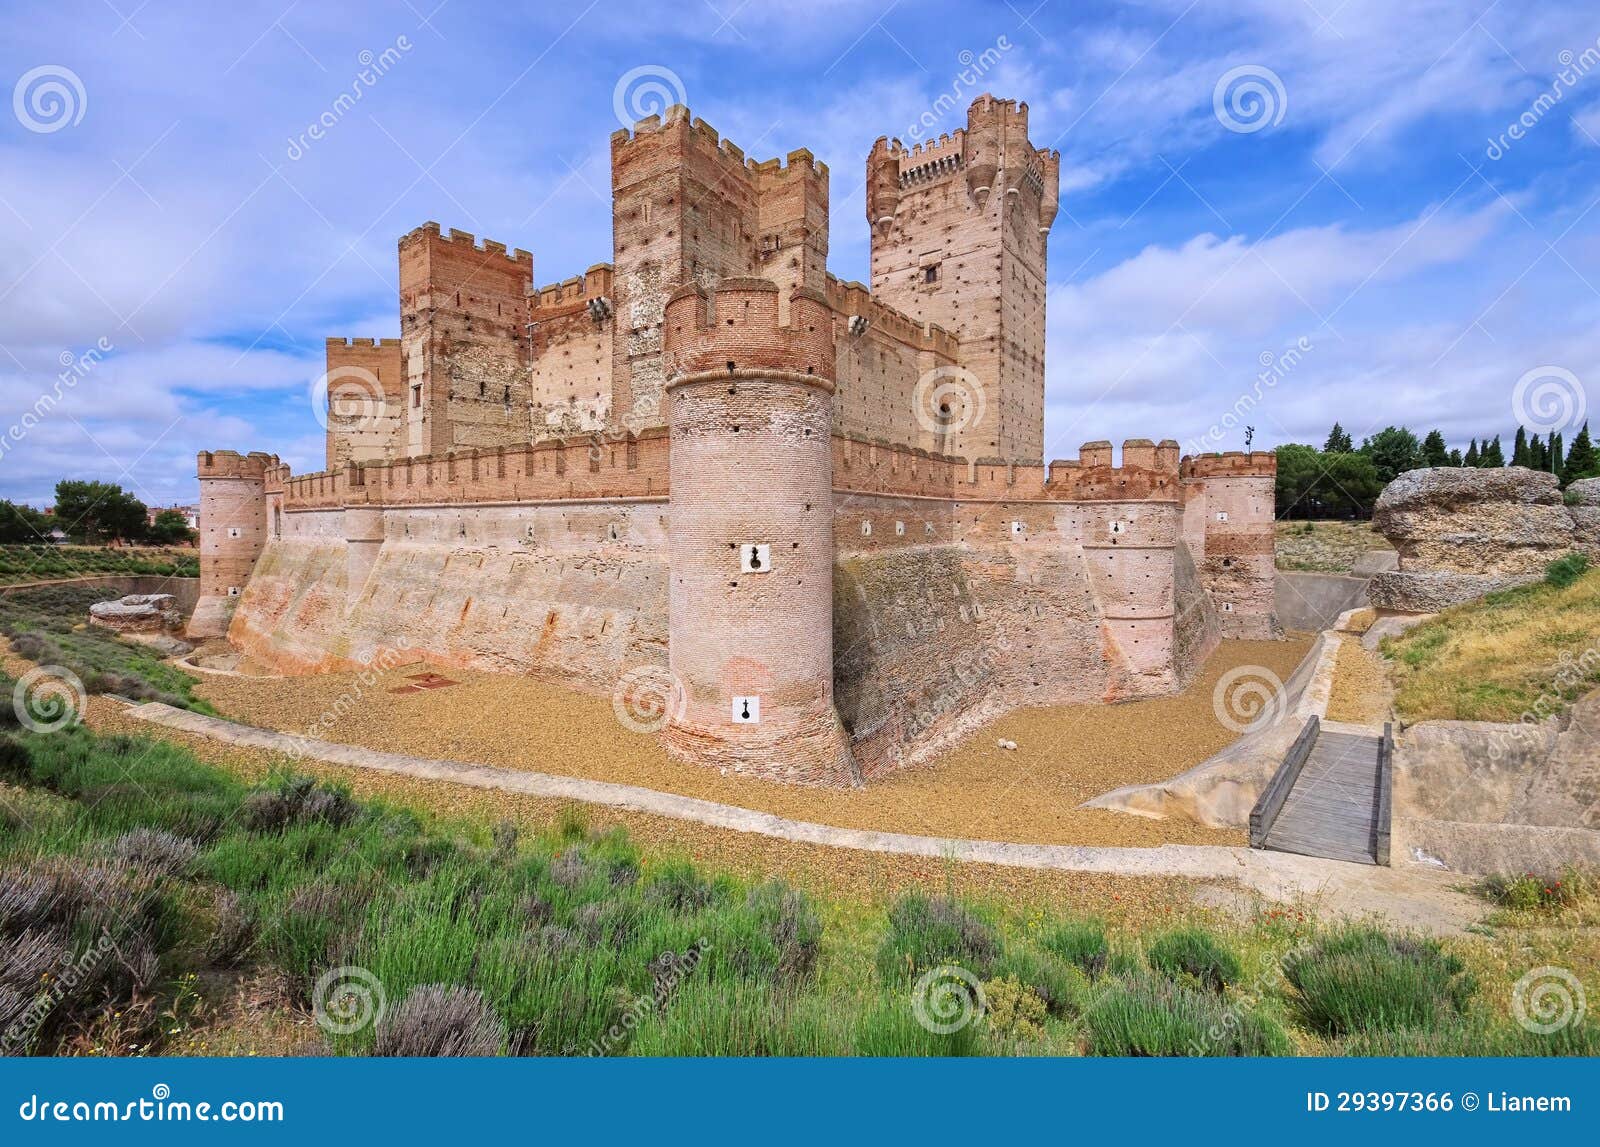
[189,636,1311,850]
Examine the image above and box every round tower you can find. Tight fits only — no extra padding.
[661,279,858,786]
[190,450,274,639]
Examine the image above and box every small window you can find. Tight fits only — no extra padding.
[412,385,422,409]
[924,264,940,284]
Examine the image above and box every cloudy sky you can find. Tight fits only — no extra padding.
[2,0,1598,506]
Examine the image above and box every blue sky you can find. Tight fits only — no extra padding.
[2,0,1599,507]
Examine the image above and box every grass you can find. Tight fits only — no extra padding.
[1283,927,1474,1035]
[1,675,1595,1057]
[1381,564,1600,722]
[1274,520,1394,573]
[0,544,197,586]
[0,583,212,711]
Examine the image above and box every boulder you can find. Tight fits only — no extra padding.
[1566,476,1600,562]
[88,593,182,634]
[1367,569,1538,612]
[1373,466,1574,578]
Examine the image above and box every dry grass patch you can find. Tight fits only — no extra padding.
[1383,565,1600,723]
[1275,520,1393,573]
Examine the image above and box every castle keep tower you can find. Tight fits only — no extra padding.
[661,279,858,785]
[867,95,1059,462]
[398,223,534,456]
[609,107,829,434]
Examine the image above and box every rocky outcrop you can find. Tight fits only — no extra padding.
[88,593,182,634]
[1393,688,1600,872]
[1369,467,1576,611]
[1567,476,1600,562]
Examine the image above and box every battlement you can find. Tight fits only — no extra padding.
[399,221,533,269]
[531,264,614,311]
[326,337,402,348]
[825,275,959,358]
[1180,451,1278,479]
[663,279,834,384]
[197,450,277,480]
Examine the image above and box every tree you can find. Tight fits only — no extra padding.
[147,509,196,545]
[51,480,148,543]
[1552,432,1564,480]
[1512,427,1529,468]
[1421,429,1450,468]
[1481,435,1505,467]
[1274,444,1383,519]
[1323,422,1353,453]
[1563,422,1599,485]
[1529,433,1548,471]
[1360,426,1423,483]
[1447,448,1463,466]
[1465,439,1480,466]
[0,500,48,543]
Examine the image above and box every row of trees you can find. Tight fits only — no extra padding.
[0,481,196,545]
[1277,422,1599,518]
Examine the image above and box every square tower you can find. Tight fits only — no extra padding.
[867,95,1059,462]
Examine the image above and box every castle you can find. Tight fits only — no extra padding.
[194,95,1278,786]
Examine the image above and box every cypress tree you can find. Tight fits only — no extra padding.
[1482,435,1505,467]
[1512,427,1529,467]
[1448,448,1463,466]
[1323,422,1353,453]
[1421,429,1449,467]
[1563,422,1598,484]
[1465,439,1480,466]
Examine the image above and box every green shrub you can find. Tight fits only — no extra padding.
[1481,869,1594,913]
[1345,1015,1600,1056]
[1085,974,1292,1056]
[994,946,1089,1017]
[1147,927,1242,992]
[983,975,1047,1044]
[851,992,987,1057]
[1039,917,1108,977]
[1284,927,1475,1034]
[1545,552,1589,588]
[876,892,1000,983]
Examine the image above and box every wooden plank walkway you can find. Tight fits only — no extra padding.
[1262,728,1385,865]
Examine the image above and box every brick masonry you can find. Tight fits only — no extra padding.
[198,93,1279,786]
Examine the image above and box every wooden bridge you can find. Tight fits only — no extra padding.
[1250,716,1394,865]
